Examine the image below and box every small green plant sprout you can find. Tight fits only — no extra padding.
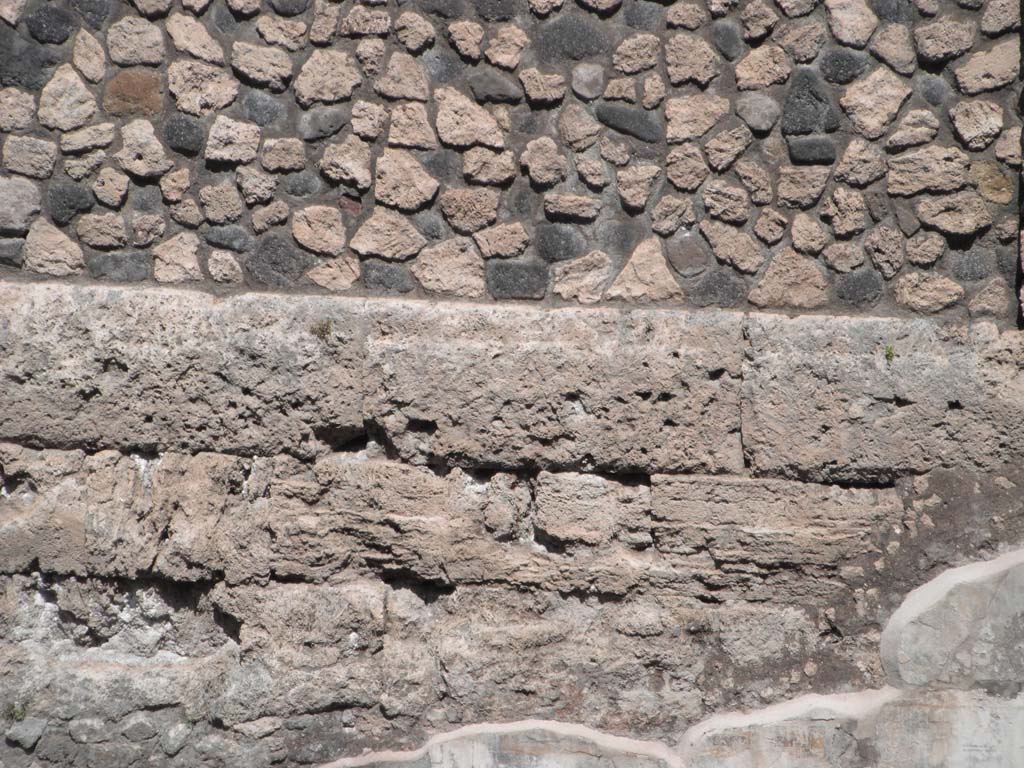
[5,702,27,721]
[884,345,895,365]
[308,319,332,342]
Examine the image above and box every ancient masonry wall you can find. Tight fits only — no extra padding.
[0,0,1022,766]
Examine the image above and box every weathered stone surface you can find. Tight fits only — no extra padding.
[232,41,293,91]
[294,50,361,106]
[205,116,260,164]
[743,313,1023,480]
[167,60,238,116]
[435,87,504,149]
[0,282,365,456]
[748,247,828,308]
[840,67,911,138]
[22,218,84,275]
[915,191,992,236]
[665,33,721,86]
[107,16,165,66]
[350,208,426,260]
[887,146,970,196]
[103,68,164,117]
[411,236,486,298]
[38,65,96,132]
[292,205,346,256]
[551,249,614,304]
[953,39,1019,95]
[949,99,1004,150]
[115,119,173,178]
[666,94,730,142]
[365,301,743,472]
[375,149,439,212]
[824,0,878,46]
[605,237,683,303]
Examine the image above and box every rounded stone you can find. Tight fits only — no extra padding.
[736,93,781,134]
[204,225,255,253]
[164,114,205,157]
[47,182,94,227]
[666,232,712,278]
[246,234,313,286]
[624,0,664,31]
[86,250,152,281]
[918,75,950,106]
[244,91,287,127]
[836,267,884,305]
[711,20,744,61]
[297,105,348,141]
[688,269,746,307]
[71,0,113,29]
[535,223,586,263]
[268,0,311,14]
[486,258,548,299]
[819,48,867,84]
[536,12,609,63]
[363,259,418,293]
[282,171,322,198]
[26,5,77,44]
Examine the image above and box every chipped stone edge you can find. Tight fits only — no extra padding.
[316,719,686,768]
[879,547,1024,686]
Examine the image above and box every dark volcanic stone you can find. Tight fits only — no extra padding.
[283,171,321,198]
[865,191,891,222]
[87,250,152,281]
[415,0,466,18]
[711,20,744,61]
[246,235,313,286]
[819,48,867,84]
[949,250,990,282]
[474,0,521,20]
[688,270,746,307]
[164,114,205,156]
[535,223,586,263]
[48,182,94,226]
[130,185,162,212]
[624,0,663,30]
[781,68,840,136]
[363,259,418,293]
[836,267,884,305]
[0,238,25,268]
[536,13,609,63]
[487,259,548,299]
[787,136,836,164]
[297,105,348,140]
[0,26,61,90]
[421,48,465,84]
[268,0,311,15]
[468,68,523,103]
[26,5,77,44]
[869,0,912,19]
[71,0,112,29]
[595,102,664,143]
[918,75,950,106]
[245,91,287,127]
[205,225,255,253]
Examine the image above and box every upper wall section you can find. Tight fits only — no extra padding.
[0,0,1020,321]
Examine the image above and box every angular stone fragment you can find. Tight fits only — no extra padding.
[790,212,827,254]
[295,50,361,107]
[822,186,868,238]
[825,0,878,47]
[887,146,970,196]
[981,0,1019,34]
[232,42,293,92]
[23,218,84,275]
[374,52,429,101]
[549,249,613,304]
[75,211,127,249]
[340,4,391,36]
[748,247,829,308]
[103,68,164,118]
[970,160,1013,205]
[704,125,753,171]
[701,180,749,224]
[395,11,435,54]
[735,159,772,204]
[374,149,439,212]
[840,67,911,138]
[604,237,683,302]
[613,34,660,74]
[485,24,528,69]
[781,68,840,135]
[834,138,885,187]
[292,205,346,257]
[204,116,260,164]
[906,230,945,266]
[699,219,765,273]
[914,19,976,63]
[775,17,828,62]
[165,13,223,64]
[666,94,730,142]
[3,136,57,179]
[949,100,1003,150]
[616,164,660,212]
[167,61,238,116]
[953,40,1020,96]
[665,33,721,86]
[519,68,566,105]
[350,208,426,260]
[107,17,165,66]
[435,87,504,150]
[449,20,485,60]
[864,224,904,278]
[261,138,306,173]
[439,187,500,232]
[735,44,791,89]
[474,222,530,259]
[893,271,964,312]
[116,119,173,178]
[38,65,96,132]
[72,29,105,83]
[753,208,787,244]
[777,165,831,208]
[411,237,486,298]
[153,231,202,283]
[651,196,696,236]
[885,110,940,150]
[320,135,373,191]
[521,137,566,187]
[915,191,992,236]
[869,23,916,75]
[388,103,438,149]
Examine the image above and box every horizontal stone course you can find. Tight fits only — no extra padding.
[2,281,1021,479]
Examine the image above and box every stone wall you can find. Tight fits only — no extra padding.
[2,281,1024,767]
[0,0,1020,316]
[0,0,1023,764]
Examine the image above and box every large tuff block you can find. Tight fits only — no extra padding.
[364,301,746,474]
[0,282,365,457]
[742,315,1024,483]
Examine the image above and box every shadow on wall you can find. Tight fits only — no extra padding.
[319,548,1024,768]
